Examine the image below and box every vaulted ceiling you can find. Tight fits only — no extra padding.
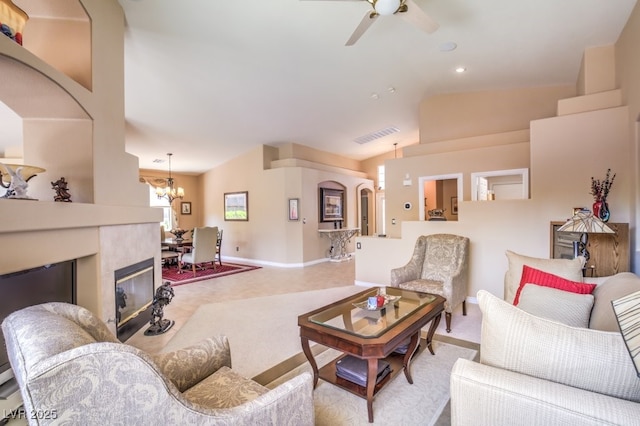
[3,0,638,174]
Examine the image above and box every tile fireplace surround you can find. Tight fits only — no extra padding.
[0,201,161,333]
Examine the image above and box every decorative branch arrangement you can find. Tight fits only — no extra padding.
[590,168,616,202]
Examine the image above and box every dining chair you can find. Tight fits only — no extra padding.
[215,229,223,266]
[179,226,218,277]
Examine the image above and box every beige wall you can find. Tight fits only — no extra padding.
[0,0,160,324]
[139,168,201,231]
[420,86,576,143]
[200,145,373,266]
[616,0,640,271]
[356,39,635,299]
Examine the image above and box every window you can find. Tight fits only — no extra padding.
[378,165,385,190]
[149,186,172,230]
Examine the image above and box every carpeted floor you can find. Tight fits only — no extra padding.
[159,286,479,424]
[161,262,261,286]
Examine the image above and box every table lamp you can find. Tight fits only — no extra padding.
[557,211,614,262]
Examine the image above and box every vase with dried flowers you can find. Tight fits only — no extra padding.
[590,168,615,222]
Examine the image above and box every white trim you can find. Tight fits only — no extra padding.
[418,173,463,221]
[470,168,529,201]
[221,256,330,268]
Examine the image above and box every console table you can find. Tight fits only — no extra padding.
[318,228,359,262]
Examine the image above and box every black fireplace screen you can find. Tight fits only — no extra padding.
[115,258,154,341]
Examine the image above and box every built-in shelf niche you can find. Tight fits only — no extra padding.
[15,0,92,90]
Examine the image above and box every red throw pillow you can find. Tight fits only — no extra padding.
[513,265,596,306]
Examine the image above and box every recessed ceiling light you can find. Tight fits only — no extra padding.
[455,67,466,73]
[439,41,457,52]
[371,93,380,100]
[388,87,396,94]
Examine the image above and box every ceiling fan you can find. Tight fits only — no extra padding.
[305,0,439,46]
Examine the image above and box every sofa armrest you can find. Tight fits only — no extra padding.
[152,335,231,392]
[451,359,640,426]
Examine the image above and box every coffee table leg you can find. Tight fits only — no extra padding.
[402,331,420,384]
[366,358,377,423]
[300,337,319,388]
[425,312,442,355]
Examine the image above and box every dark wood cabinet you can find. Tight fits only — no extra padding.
[550,221,629,277]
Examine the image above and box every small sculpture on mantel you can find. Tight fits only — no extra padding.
[144,281,175,336]
[51,177,72,202]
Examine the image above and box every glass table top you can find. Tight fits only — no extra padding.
[308,287,436,338]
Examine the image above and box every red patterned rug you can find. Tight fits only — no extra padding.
[162,262,261,286]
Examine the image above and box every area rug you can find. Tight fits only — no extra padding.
[161,262,261,286]
[268,341,477,426]
[160,286,478,425]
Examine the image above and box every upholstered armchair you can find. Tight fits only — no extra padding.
[390,234,470,332]
[181,226,218,276]
[2,303,314,425]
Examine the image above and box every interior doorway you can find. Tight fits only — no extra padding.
[357,183,375,236]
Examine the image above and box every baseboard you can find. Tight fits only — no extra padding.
[221,256,330,268]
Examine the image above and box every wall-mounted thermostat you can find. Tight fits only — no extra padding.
[403,202,412,210]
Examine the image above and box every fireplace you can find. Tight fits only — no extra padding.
[115,258,154,342]
[0,260,76,419]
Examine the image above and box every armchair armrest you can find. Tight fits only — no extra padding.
[153,335,231,392]
[230,372,315,425]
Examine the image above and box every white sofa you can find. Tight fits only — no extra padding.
[450,252,640,425]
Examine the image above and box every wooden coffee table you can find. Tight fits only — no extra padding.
[298,287,445,423]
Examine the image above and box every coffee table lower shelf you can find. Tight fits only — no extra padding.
[318,343,424,399]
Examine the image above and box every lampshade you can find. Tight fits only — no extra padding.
[375,0,401,16]
[557,211,614,234]
[612,290,640,377]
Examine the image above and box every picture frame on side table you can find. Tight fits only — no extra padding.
[224,191,248,221]
[289,198,299,221]
[320,188,344,222]
[181,201,192,215]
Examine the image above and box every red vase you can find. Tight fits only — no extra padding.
[592,201,602,219]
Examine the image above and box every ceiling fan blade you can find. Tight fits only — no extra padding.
[346,11,378,46]
[400,0,439,34]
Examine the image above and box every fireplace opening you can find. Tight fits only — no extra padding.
[115,258,154,342]
[0,260,76,406]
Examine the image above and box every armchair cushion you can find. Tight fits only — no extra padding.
[478,290,640,402]
[504,250,585,304]
[183,366,268,408]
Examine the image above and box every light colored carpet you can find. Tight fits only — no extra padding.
[161,286,478,424]
[161,285,364,378]
[269,341,477,425]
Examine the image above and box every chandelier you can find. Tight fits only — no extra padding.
[156,153,184,204]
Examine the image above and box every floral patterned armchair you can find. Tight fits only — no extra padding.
[2,303,314,425]
[390,234,470,332]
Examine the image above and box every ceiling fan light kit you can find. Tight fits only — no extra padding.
[374,0,401,15]
[305,0,440,46]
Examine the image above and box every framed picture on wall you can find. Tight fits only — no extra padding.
[224,191,248,221]
[320,188,344,222]
[181,201,191,215]
[451,196,458,215]
[288,198,299,221]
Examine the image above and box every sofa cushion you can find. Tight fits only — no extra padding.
[182,366,268,409]
[478,290,640,402]
[513,265,596,305]
[504,250,585,304]
[517,285,594,327]
[590,272,640,331]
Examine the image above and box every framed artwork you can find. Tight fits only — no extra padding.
[181,201,192,215]
[288,198,299,221]
[224,191,248,221]
[320,188,344,222]
[451,196,458,215]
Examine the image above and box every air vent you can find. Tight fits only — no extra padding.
[353,126,400,145]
